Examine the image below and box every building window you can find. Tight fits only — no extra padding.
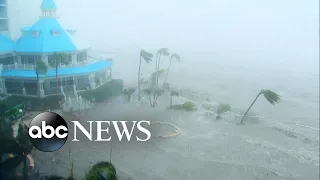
[21,55,40,65]
[0,19,8,31]
[77,51,87,62]
[52,30,60,37]
[32,31,39,37]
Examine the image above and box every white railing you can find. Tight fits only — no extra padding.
[2,63,35,70]
[1,57,107,71]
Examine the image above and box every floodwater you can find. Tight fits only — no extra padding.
[32,95,319,180]
[33,50,320,180]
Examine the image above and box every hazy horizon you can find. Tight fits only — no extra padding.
[7,0,319,73]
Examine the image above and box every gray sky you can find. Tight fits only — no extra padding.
[9,0,319,72]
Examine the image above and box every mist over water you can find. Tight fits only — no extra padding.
[7,0,319,179]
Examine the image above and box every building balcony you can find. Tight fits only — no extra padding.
[0,60,112,79]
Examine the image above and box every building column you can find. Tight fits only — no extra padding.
[89,73,96,89]
[39,79,45,98]
[0,78,6,94]
[41,54,48,66]
[18,56,22,64]
[72,52,77,65]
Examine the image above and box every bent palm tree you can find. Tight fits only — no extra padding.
[138,49,153,101]
[240,89,281,123]
[35,60,48,97]
[52,53,70,94]
[163,53,180,86]
[156,48,170,71]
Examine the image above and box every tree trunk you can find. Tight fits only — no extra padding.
[152,93,157,107]
[240,92,262,123]
[148,94,152,106]
[138,55,142,101]
[155,55,158,71]
[156,55,161,84]
[163,57,173,86]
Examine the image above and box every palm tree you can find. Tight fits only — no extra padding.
[35,60,48,97]
[240,89,281,123]
[155,48,170,84]
[163,53,180,86]
[52,53,71,94]
[169,90,179,108]
[149,69,165,107]
[138,50,153,101]
[123,87,136,102]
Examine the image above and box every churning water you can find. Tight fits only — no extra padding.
[32,49,319,180]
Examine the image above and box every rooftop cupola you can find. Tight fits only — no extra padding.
[41,0,57,18]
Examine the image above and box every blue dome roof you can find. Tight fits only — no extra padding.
[0,34,14,53]
[41,0,57,10]
[15,18,77,53]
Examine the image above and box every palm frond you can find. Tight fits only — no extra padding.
[261,89,281,105]
[35,60,48,75]
[157,48,170,56]
[140,50,153,63]
[171,53,180,61]
[151,69,166,79]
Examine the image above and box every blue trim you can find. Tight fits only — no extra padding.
[1,60,112,79]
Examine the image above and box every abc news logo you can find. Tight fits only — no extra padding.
[28,112,151,152]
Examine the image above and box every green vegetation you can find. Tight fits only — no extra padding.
[170,101,197,111]
[122,87,136,102]
[79,79,123,102]
[35,59,48,97]
[0,104,33,180]
[143,70,166,107]
[0,102,118,180]
[216,103,231,120]
[138,49,153,101]
[1,95,64,111]
[41,161,118,180]
[84,162,117,180]
[241,89,281,123]
[3,104,25,123]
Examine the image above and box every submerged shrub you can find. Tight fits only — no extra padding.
[170,101,197,111]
